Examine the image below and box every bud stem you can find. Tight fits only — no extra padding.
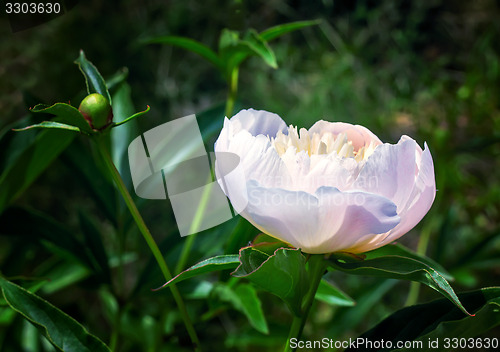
[94,136,201,351]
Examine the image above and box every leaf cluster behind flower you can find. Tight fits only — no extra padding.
[143,20,320,79]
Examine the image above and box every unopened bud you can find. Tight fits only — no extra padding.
[79,93,113,130]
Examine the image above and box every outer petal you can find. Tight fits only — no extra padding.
[228,108,288,137]
[308,120,382,151]
[215,110,292,190]
[377,142,436,245]
[349,142,436,252]
[351,136,417,211]
[243,181,400,254]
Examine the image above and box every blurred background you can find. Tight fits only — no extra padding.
[1,0,500,351]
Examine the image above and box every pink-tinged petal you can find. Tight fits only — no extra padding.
[243,180,321,250]
[229,109,288,137]
[312,187,400,253]
[375,142,436,247]
[308,120,382,151]
[352,137,417,211]
[243,181,399,254]
[214,109,436,254]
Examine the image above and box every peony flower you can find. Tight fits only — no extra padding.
[214,109,436,254]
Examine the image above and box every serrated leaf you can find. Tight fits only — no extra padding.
[74,50,112,103]
[0,277,111,352]
[145,36,221,69]
[232,247,308,316]
[13,121,81,133]
[328,255,471,316]
[0,130,75,213]
[260,19,321,41]
[30,103,92,133]
[349,287,500,352]
[315,279,355,307]
[159,255,240,289]
[249,234,291,256]
[365,243,453,281]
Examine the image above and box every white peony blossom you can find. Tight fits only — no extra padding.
[214,109,436,254]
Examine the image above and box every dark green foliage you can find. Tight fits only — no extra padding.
[1,1,499,351]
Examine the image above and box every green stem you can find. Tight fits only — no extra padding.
[94,136,201,351]
[109,305,121,351]
[224,67,239,118]
[405,225,432,306]
[175,173,214,274]
[284,254,327,352]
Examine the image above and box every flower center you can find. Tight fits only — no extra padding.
[271,125,377,162]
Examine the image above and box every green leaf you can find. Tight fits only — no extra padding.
[219,29,278,75]
[0,130,75,213]
[232,247,308,316]
[218,29,240,52]
[30,103,92,134]
[260,19,321,41]
[39,263,90,295]
[110,81,136,177]
[144,36,221,69]
[0,207,95,271]
[62,141,117,224]
[13,121,81,133]
[328,255,471,316]
[78,211,111,284]
[240,29,277,68]
[249,234,292,256]
[329,280,398,336]
[0,277,111,352]
[212,283,269,334]
[315,279,355,307]
[349,288,500,352]
[111,105,150,127]
[105,67,129,91]
[365,243,453,281]
[74,50,112,104]
[0,115,37,173]
[234,284,269,334]
[160,255,240,289]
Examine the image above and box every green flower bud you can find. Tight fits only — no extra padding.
[78,93,113,130]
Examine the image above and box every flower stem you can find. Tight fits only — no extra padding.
[405,224,432,306]
[94,136,201,351]
[224,67,239,118]
[284,254,327,352]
